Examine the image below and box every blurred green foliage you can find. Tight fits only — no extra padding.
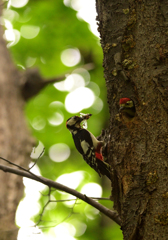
[4,0,122,239]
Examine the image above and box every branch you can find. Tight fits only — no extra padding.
[21,63,95,100]
[0,163,121,226]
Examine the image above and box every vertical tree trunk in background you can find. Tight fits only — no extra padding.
[0,8,32,240]
[96,0,168,239]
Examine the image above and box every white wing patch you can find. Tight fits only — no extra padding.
[87,131,99,149]
[81,140,90,155]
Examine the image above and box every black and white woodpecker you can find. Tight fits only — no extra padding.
[66,114,111,180]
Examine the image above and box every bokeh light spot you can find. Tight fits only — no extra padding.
[54,223,76,240]
[81,183,102,197]
[48,112,64,126]
[4,29,20,47]
[16,201,40,227]
[56,171,84,189]
[18,7,32,23]
[91,97,103,113]
[64,0,99,37]
[40,57,46,64]
[49,143,70,162]
[16,165,46,229]
[49,101,64,108]
[30,141,44,159]
[26,56,36,67]
[65,74,85,91]
[20,25,40,39]
[63,0,70,7]
[3,9,19,22]
[73,68,90,85]
[71,220,87,237]
[31,116,46,131]
[17,64,25,69]
[84,205,100,220]
[3,18,13,29]
[54,81,65,92]
[17,226,43,240]
[65,87,95,113]
[3,18,20,47]
[61,48,81,67]
[54,74,85,92]
[87,81,100,97]
[11,0,29,8]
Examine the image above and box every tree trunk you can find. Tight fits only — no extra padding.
[96,0,168,239]
[0,10,32,240]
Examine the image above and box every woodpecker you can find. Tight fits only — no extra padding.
[66,114,111,179]
[119,98,135,118]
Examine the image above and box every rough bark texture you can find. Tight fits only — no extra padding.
[96,0,168,239]
[0,13,32,240]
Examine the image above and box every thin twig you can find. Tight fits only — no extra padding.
[0,163,121,226]
[35,187,52,226]
[37,198,79,229]
[29,147,45,171]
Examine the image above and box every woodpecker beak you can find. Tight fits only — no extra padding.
[80,113,92,121]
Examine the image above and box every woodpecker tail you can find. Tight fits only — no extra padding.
[96,159,111,180]
[82,144,111,180]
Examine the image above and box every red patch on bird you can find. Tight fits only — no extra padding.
[119,98,131,104]
[95,152,104,161]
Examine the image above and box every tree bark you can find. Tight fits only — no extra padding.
[96,0,168,239]
[0,12,32,240]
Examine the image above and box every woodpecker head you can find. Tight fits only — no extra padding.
[66,114,92,132]
[119,98,135,118]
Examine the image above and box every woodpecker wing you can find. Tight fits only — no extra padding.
[72,129,111,179]
[72,129,93,155]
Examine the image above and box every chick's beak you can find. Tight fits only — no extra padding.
[119,104,124,112]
